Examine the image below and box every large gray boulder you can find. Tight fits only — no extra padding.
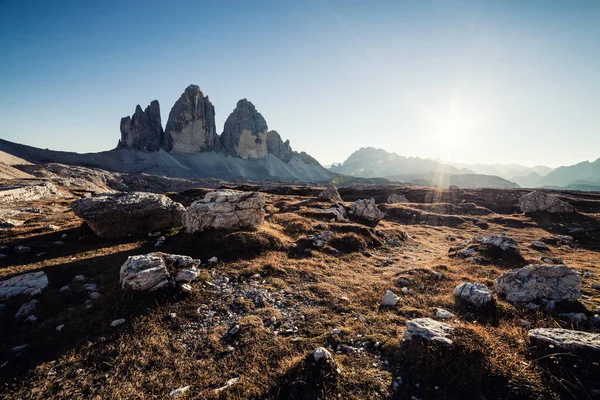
[529,328,600,352]
[183,190,266,232]
[0,271,48,300]
[118,100,164,152]
[348,198,384,224]
[221,99,269,159]
[163,85,219,153]
[494,264,581,303]
[519,190,576,213]
[402,317,455,345]
[120,252,200,292]
[266,130,293,162]
[318,185,343,202]
[72,192,185,238]
[453,282,494,308]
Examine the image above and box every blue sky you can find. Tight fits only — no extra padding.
[1,0,599,167]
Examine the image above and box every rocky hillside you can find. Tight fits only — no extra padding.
[538,158,600,188]
[0,85,333,183]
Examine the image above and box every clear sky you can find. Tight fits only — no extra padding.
[1,0,599,168]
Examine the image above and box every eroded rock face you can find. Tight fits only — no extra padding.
[519,191,576,214]
[387,193,408,204]
[318,185,342,202]
[494,264,581,303]
[120,252,200,292]
[72,192,185,238]
[118,100,164,152]
[529,328,600,352]
[221,99,268,159]
[454,282,494,308]
[266,130,293,162]
[349,198,384,224]
[0,271,48,300]
[183,190,266,232]
[402,317,455,345]
[163,85,219,153]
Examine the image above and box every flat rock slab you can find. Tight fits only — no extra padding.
[0,271,48,300]
[494,264,581,303]
[529,328,600,352]
[402,317,455,345]
[72,192,184,238]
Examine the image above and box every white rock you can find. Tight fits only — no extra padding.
[349,198,384,224]
[175,268,200,283]
[179,283,192,294]
[61,233,68,239]
[529,328,600,352]
[169,385,191,398]
[214,377,240,393]
[208,256,218,263]
[318,185,343,202]
[494,264,581,302]
[381,290,400,307]
[0,271,48,300]
[453,282,494,307]
[120,253,171,292]
[25,315,37,323]
[519,191,576,214]
[435,308,453,319]
[111,318,126,327]
[183,190,266,232]
[312,347,334,362]
[15,299,38,319]
[56,324,65,331]
[402,317,455,345]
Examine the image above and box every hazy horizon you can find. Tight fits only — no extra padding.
[1,0,599,169]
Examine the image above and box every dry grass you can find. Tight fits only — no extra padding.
[1,186,599,399]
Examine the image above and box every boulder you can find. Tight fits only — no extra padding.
[118,100,164,152]
[387,193,408,204]
[402,317,455,345]
[529,328,600,353]
[182,190,266,232]
[494,264,581,303]
[120,252,200,292]
[220,99,268,159]
[318,185,343,202]
[306,231,333,249]
[72,192,184,239]
[519,190,576,213]
[163,85,219,153]
[381,290,400,307]
[453,282,494,308]
[15,299,38,319]
[349,198,384,224]
[0,271,48,300]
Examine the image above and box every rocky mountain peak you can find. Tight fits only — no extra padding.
[118,100,164,152]
[266,130,293,162]
[163,85,218,153]
[220,99,268,159]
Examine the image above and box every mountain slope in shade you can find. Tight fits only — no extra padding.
[538,158,600,188]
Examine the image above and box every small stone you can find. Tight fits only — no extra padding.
[175,268,200,283]
[381,290,400,307]
[89,292,102,300]
[54,241,64,246]
[15,299,38,319]
[111,318,126,327]
[72,275,86,283]
[15,246,31,254]
[56,324,65,331]
[208,256,218,263]
[402,317,455,345]
[168,313,177,319]
[84,283,97,291]
[61,233,68,239]
[169,385,190,398]
[10,344,28,352]
[59,285,70,293]
[214,377,240,393]
[531,241,549,251]
[435,308,453,319]
[432,271,443,278]
[25,315,37,323]
[519,319,532,327]
[453,282,494,308]
[312,347,334,362]
[179,283,192,294]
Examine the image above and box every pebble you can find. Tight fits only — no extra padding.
[25,315,37,323]
[179,283,192,294]
[208,256,218,263]
[89,292,102,300]
[214,377,239,393]
[84,283,97,291]
[72,275,86,283]
[56,324,65,332]
[61,233,68,239]
[169,386,190,398]
[381,290,400,307]
[15,246,31,254]
[53,241,64,246]
[10,344,28,352]
[435,308,453,319]
[111,318,126,327]
[59,285,70,293]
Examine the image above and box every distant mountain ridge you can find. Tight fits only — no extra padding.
[329,147,518,189]
[538,158,600,188]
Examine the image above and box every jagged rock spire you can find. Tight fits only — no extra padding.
[118,100,163,152]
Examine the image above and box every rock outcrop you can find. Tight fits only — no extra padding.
[519,190,576,213]
[163,85,219,153]
[120,252,200,292]
[402,317,455,345]
[348,198,384,224]
[221,99,269,159]
[266,130,293,162]
[0,271,48,300]
[182,190,266,232]
[494,264,581,303]
[118,100,164,152]
[387,193,408,204]
[453,282,494,308]
[72,192,185,238]
[529,328,600,353]
[318,185,343,202]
